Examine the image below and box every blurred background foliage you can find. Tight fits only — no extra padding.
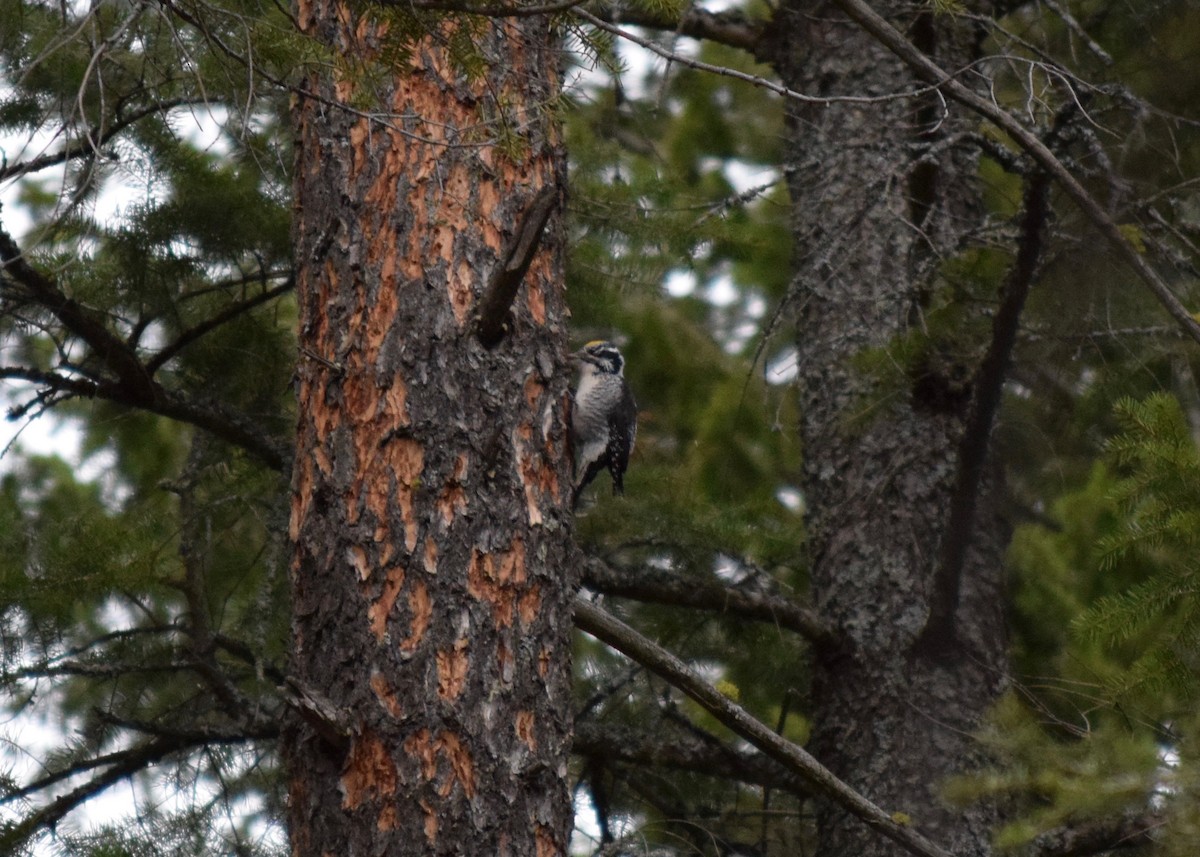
[1,0,1200,853]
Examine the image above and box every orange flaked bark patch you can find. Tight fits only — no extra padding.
[436,453,469,525]
[518,462,547,524]
[384,47,524,326]
[347,478,389,547]
[523,375,544,410]
[443,158,470,198]
[312,383,338,444]
[379,247,397,295]
[437,731,476,798]
[526,275,546,325]
[423,536,438,574]
[377,802,397,831]
[478,181,502,253]
[349,122,368,181]
[349,545,370,581]
[436,637,469,701]
[448,258,473,327]
[343,371,377,426]
[514,424,557,526]
[364,153,401,216]
[317,255,338,343]
[370,670,404,718]
[466,551,491,601]
[313,444,333,476]
[436,156,496,264]
[383,378,409,429]
[400,581,431,652]
[404,729,477,799]
[405,728,436,779]
[341,730,397,810]
[426,221,451,257]
[290,450,313,541]
[538,644,551,679]
[518,585,541,627]
[354,7,378,42]
[420,799,438,843]
[515,710,536,752]
[364,280,398,365]
[368,565,405,642]
[497,638,514,682]
[466,539,526,627]
[389,438,425,551]
[405,728,435,781]
[296,0,314,30]
[535,824,560,857]
[392,436,426,486]
[359,477,390,540]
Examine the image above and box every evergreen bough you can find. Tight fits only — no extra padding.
[1079,393,1200,700]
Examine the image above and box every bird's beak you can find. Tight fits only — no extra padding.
[572,349,599,366]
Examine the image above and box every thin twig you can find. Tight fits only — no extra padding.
[146,276,295,374]
[573,9,946,108]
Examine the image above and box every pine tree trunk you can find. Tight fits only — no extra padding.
[285,6,574,855]
[776,3,1008,854]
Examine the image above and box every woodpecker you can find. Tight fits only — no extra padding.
[571,340,637,508]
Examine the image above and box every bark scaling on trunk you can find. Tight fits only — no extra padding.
[285,4,574,854]
[775,2,1008,854]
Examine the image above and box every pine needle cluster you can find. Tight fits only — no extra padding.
[1079,393,1200,700]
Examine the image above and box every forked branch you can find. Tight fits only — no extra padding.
[833,0,1200,346]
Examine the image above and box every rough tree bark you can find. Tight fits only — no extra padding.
[284,5,574,854]
[776,2,1009,855]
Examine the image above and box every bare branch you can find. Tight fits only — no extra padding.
[1,735,206,851]
[572,597,958,857]
[573,718,812,796]
[581,556,838,649]
[0,364,288,470]
[14,659,194,680]
[146,275,295,375]
[0,97,208,183]
[922,173,1049,648]
[1,721,272,810]
[1038,0,1114,67]
[587,3,768,58]
[1029,810,1163,857]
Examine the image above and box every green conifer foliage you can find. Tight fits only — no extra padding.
[3,0,1200,853]
[1085,394,1200,698]
[0,1,297,852]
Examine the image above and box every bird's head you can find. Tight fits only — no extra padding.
[573,340,625,376]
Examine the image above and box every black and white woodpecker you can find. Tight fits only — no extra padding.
[571,340,637,508]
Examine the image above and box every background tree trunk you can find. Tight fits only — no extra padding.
[285,6,574,854]
[776,3,1009,854]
